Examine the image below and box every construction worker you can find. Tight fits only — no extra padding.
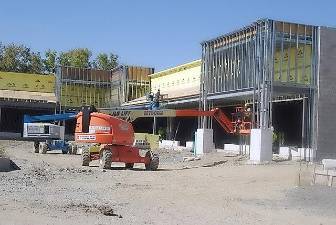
[153,89,161,110]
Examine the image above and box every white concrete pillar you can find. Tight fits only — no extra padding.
[195,129,214,155]
[249,128,272,162]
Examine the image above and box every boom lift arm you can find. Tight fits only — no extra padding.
[99,107,250,135]
[23,113,77,123]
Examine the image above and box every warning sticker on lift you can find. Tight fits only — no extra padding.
[77,134,96,141]
[89,126,110,133]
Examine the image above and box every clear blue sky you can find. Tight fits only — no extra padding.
[0,0,335,71]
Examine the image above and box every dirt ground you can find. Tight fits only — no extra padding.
[1,140,336,225]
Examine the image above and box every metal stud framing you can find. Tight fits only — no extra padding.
[200,19,319,151]
[55,65,153,111]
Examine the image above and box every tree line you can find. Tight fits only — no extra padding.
[0,42,119,74]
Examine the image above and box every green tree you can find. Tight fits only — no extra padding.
[44,49,57,73]
[58,52,71,67]
[0,43,4,64]
[69,48,91,68]
[93,53,118,70]
[57,48,92,68]
[30,52,44,74]
[0,43,32,73]
[0,43,119,73]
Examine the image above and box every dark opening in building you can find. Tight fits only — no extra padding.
[272,100,303,148]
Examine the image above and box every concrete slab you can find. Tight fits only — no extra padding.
[322,159,336,170]
[223,144,250,155]
[186,141,194,149]
[159,140,180,148]
[279,147,315,161]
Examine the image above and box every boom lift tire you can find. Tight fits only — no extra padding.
[145,151,159,171]
[71,144,77,155]
[82,147,90,166]
[34,141,39,153]
[39,142,48,154]
[68,146,72,155]
[101,149,112,169]
[62,145,70,154]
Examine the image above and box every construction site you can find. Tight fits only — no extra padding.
[1,18,336,225]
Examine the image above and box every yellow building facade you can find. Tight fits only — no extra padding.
[0,71,57,102]
[150,60,201,99]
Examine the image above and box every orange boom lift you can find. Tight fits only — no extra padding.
[75,106,251,170]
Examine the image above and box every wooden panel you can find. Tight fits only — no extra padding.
[275,21,313,36]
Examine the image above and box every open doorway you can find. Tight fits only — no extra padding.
[272,100,303,152]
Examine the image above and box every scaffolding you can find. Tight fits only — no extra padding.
[200,19,319,150]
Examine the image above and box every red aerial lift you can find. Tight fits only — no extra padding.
[75,106,251,170]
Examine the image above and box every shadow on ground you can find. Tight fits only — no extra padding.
[0,158,21,172]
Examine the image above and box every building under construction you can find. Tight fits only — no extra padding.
[198,18,336,160]
[1,18,336,161]
[131,18,336,161]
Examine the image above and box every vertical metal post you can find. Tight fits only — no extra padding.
[243,29,248,89]
[219,38,224,93]
[252,26,257,128]
[287,23,292,82]
[0,107,2,132]
[302,26,307,84]
[229,35,233,91]
[153,116,157,135]
[270,20,275,128]
[295,24,299,83]
[224,37,228,92]
[255,23,261,127]
[214,40,218,93]
[280,22,284,82]
[199,44,205,128]
[302,97,306,159]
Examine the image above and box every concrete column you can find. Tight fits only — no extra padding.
[249,128,273,162]
[195,128,215,155]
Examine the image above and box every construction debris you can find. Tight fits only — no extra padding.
[272,154,289,162]
[65,203,122,218]
[202,160,228,168]
[183,156,201,162]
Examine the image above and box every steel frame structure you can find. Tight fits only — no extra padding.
[200,19,319,151]
[55,65,153,111]
[112,65,152,104]
[55,66,114,110]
